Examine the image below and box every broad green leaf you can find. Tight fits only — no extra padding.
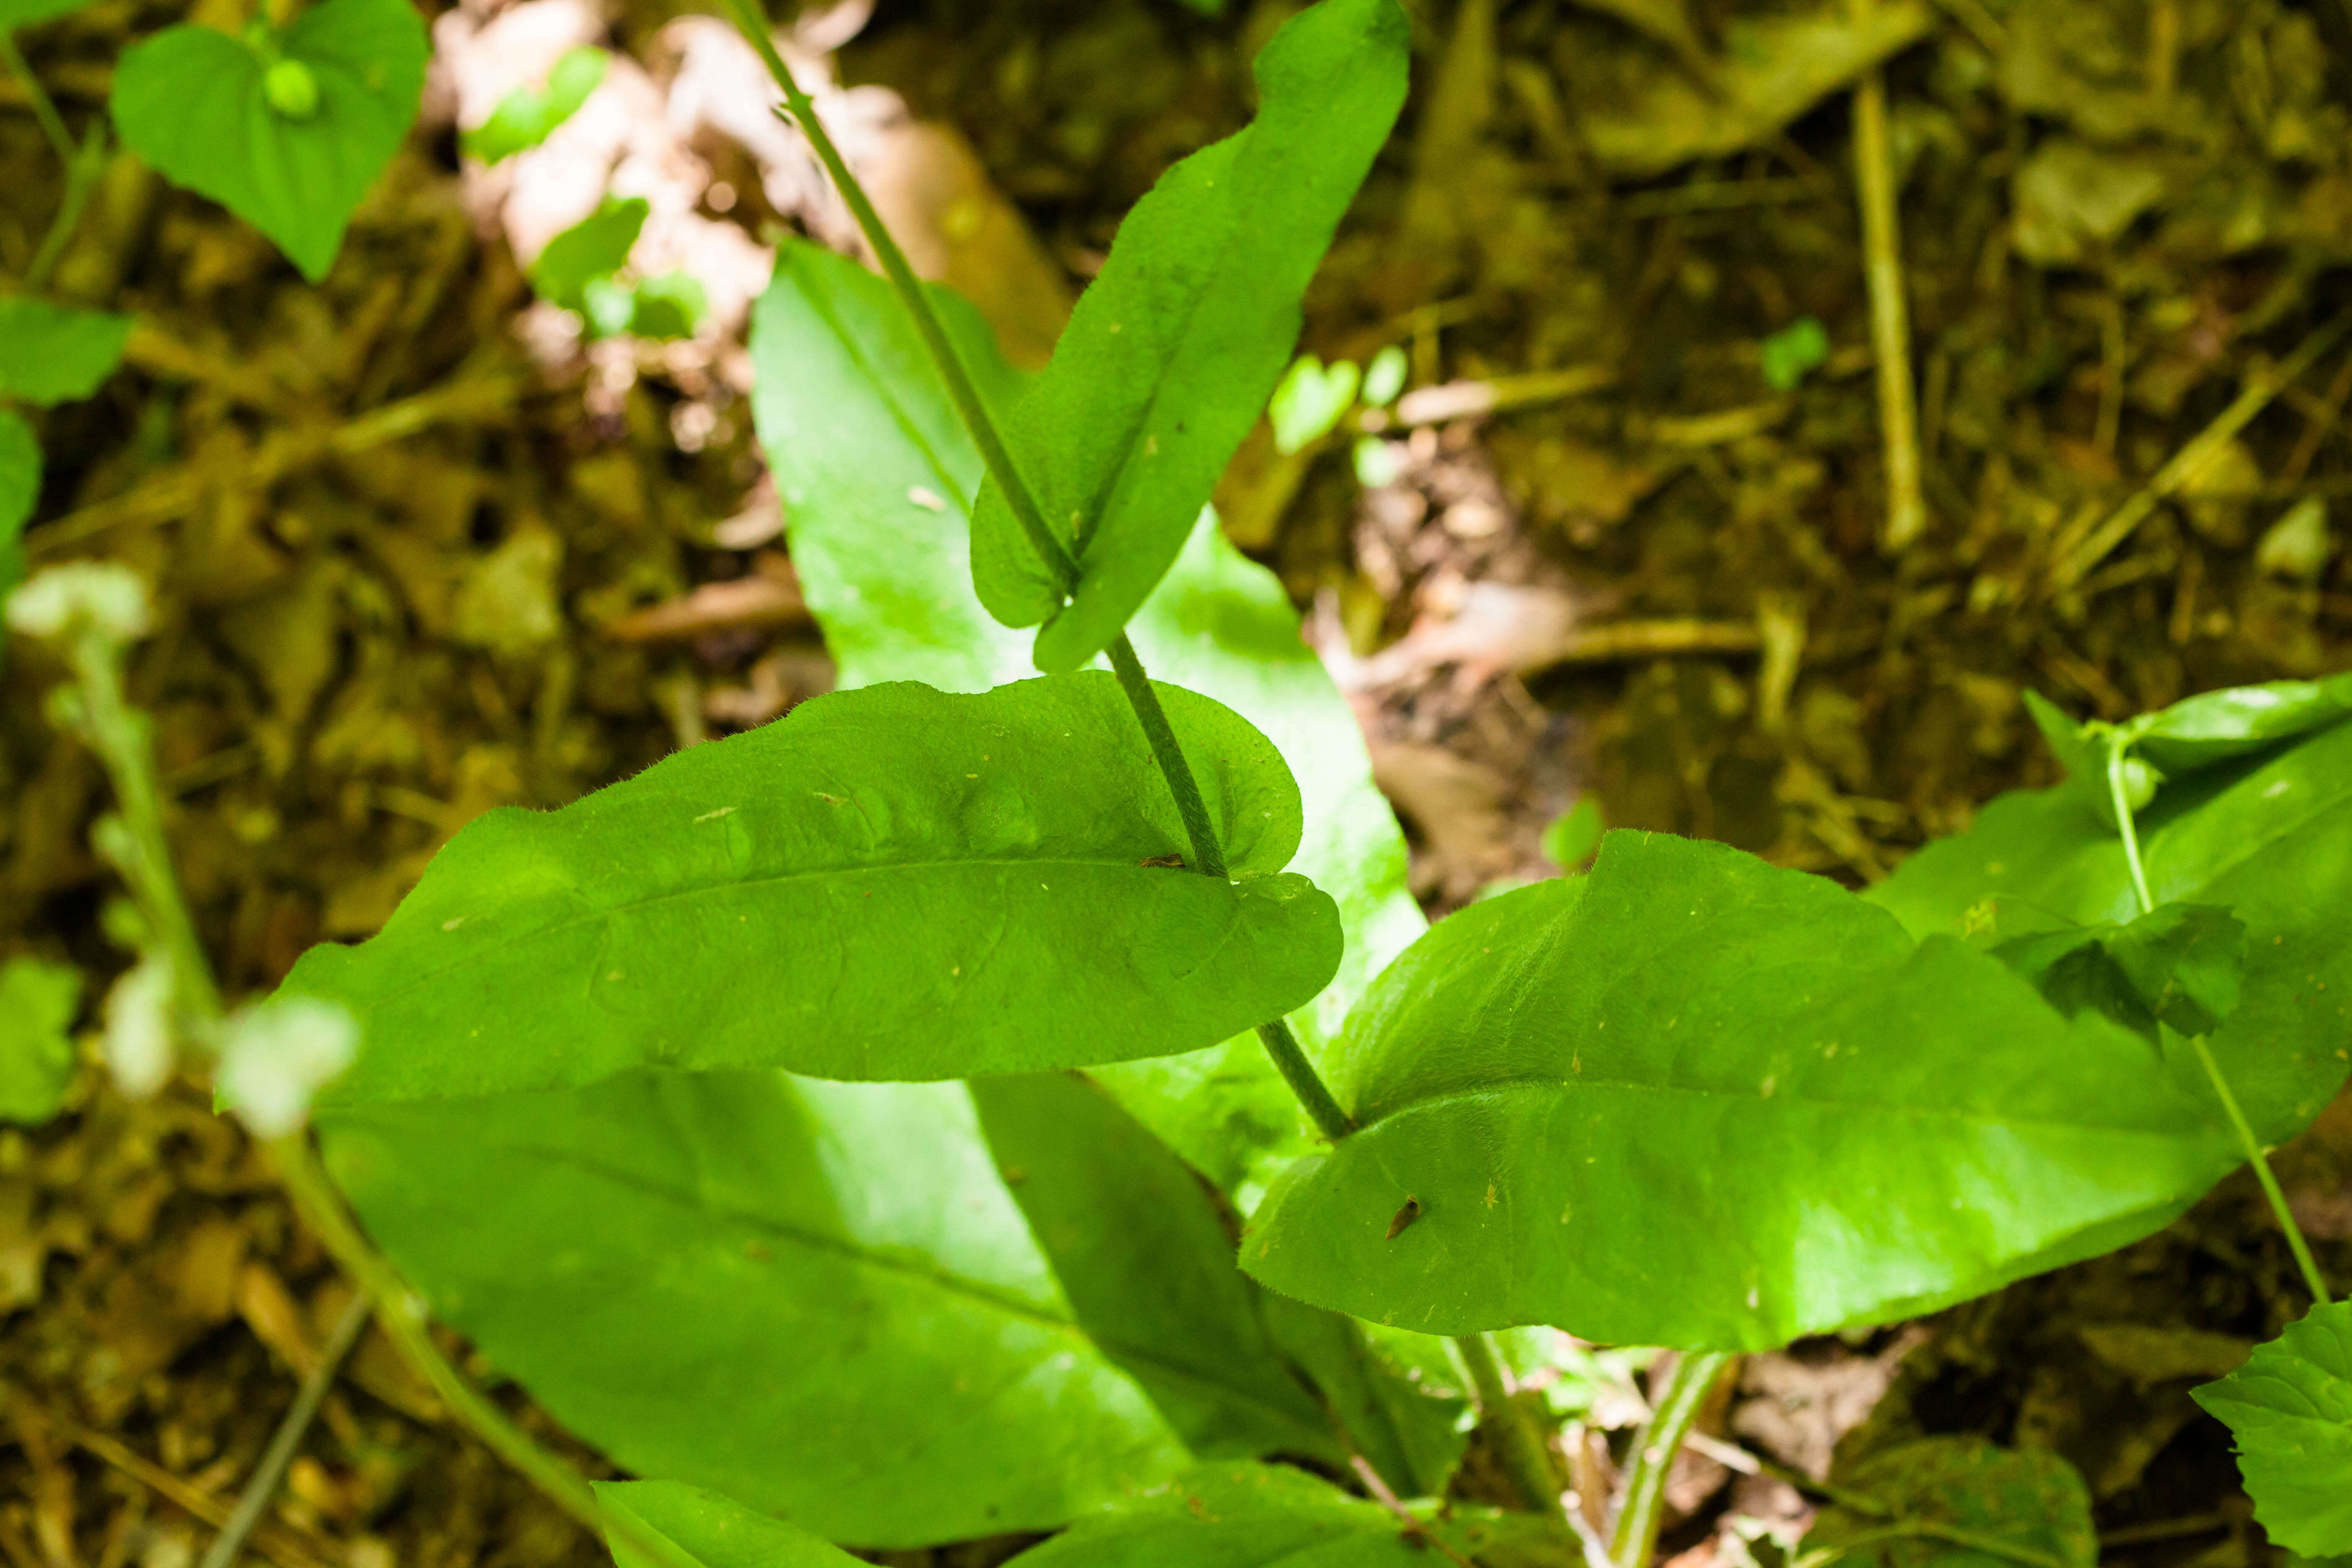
[461,46,606,165]
[967,0,1409,672]
[0,0,98,28]
[747,242,1424,1197]
[322,1073,1188,1547]
[1,411,37,604]
[1868,709,2352,1143]
[1257,1295,1470,1498]
[970,1072,1465,1498]
[0,955,80,1125]
[1806,1438,2095,1568]
[1244,832,2237,1348]
[531,196,646,315]
[1010,1462,1443,1566]
[596,1482,860,1568]
[109,0,428,282]
[283,675,1340,1105]
[970,1071,1344,1463]
[0,298,133,406]
[2193,1299,2352,1556]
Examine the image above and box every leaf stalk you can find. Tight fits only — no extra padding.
[1609,1351,1730,1568]
[1455,1331,1568,1524]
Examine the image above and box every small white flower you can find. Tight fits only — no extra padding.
[103,952,176,1098]
[217,998,360,1138]
[6,563,153,645]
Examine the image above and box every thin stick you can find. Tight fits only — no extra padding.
[198,1293,372,1568]
[2051,317,2349,590]
[1609,1351,1730,1568]
[2105,742,2332,1305]
[0,33,75,166]
[715,0,1071,591]
[1348,1457,1480,1568]
[64,1427,335,1568]
[1848,0,1926,552]
[1455,1331,1567,1524]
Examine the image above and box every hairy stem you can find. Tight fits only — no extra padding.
[1610,1352,1731,1568]
[198,1292,371,1568]
[717,0,1364,1142]
[2106,741,2331,1305]
[1455,1331,1566,1522]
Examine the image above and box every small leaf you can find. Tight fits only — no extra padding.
[325,1073,1189,1547]
[1360,345,1408,408]
[1268,355,1360,455]
[109,0,428,281]
[1540,797,1604,869]
[1246,832,2236,1347]
[968,0,1409,669]
[0,956,81,1127]
[0,0,99,30]
[595,1481,861,1568]
[1758,316,1829,391]
[530,196,647,315]
[462,46,607,165]
[2133,674,2352,775]
[0,412,39,605]
[2193,1299,2352,1557]
[282,674,1342,1105]
[622,271,707,341]
[0,298,134,405]
[1806,1438,2096,1568]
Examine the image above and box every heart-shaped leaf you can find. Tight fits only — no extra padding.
[281,673,1342,1105]
[2194,1300,2352,1557]
[110,0,428,282]
[0,298,132,405]
[1268,355,1360,455]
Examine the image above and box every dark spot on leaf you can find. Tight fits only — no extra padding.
[1386,1197,1421,1239]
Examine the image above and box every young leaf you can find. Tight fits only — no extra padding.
[0,298,133,405]
[1540,797,1604,869]
[2192,1299,2352,1557]
[281,674,1342,1105]
[1805,1438,2096,1568]
[461,46,606,166]
[531,196,647,315]
[2132,673,2352,775]
[1,411,38,602]
[967,0,1409,671]
[0,955,81,1125]
[970,1071,1349,1465]
[1244,832,2238,1348]
[1268,356,1361,456]
[596,1482,861,1568]
[109,0,428,282]
[1007,1461,1448,1566]
[748,242,1424,1195]
[322,1073,1189,1547]
[1869,707,2352,1145]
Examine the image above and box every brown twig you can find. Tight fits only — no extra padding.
[1348,1457,1481,1568]
[1849,0,1926,552]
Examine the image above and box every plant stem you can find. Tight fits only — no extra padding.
[198,1292,371,1568]
[1847,0,1925,553]
[714,0,1071,590]
[0,32,76,167]
[1610,1351,1731,1568]
[2105,740,2332,1305]
[715,0,1369,1148]
[1455,1331,1566,1522]
[27,123,106,289]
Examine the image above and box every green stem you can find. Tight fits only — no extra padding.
[714,0,1072,589]
[198,1292,371,1568]
[1455,1331,1565,1522]
[27,121,106,288]
[1610,1351,1731,1568]
[2105,739,2331,1305]
[0,32,75,166]
[715,0,1367,1148]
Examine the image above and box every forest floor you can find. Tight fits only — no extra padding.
[4,0,2352,1564]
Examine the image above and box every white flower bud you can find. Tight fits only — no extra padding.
[104,952,176,1098]
[6,563,153,645]
[217,998,359,1138]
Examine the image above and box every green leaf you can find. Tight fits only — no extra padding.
[0,956,81,1125]
[531,196,647,315]
[321,1072,1188,1547]
[461,46,606,165]
[109,0,428,282]
[1868,712,2352,1144]
[1758,316,1830,392]
[2193,1300,2352,1557]
[595,1482,861,1568]
[1,411,38,603]
[1991,903,2246,1043]
[1540,797,1604,869]
[1008,1462,1439,1566]
[970,1071,1344,1463]
[1268,355,1360,456]
[0,298,133,406]
[0,0,97,30]
[747,242,1424,1197]
[1244,832,2236,1348]
[620,271,707,341]
[1257,1296,1470,1497]
[967,0,1408,671]
[282,674,1341,1106]
[1360,345,1408,409]
[1805,1438,2096,1568]
[2132,674,2352,776]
